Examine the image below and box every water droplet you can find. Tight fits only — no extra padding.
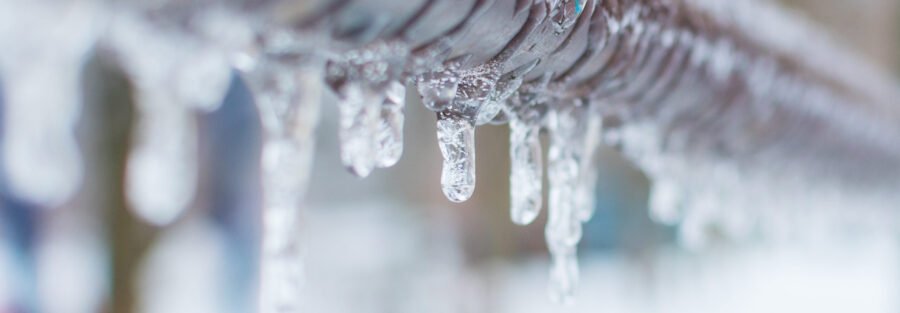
[546,104,587,249]
[437,117,476,203]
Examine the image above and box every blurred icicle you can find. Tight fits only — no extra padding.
[326,41,409,177]
[375,81,406,168]
[0,0,100,206]
[333,79,382,177]
[108,11,233,225]
[244,58,322,313]
[545,101,598,304]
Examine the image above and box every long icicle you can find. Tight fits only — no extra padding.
[246,59,322,313]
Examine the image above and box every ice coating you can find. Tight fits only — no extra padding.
[244,58,323,313]
[437,117,477,203]
[545,109,582,302]
[574,112,602,222]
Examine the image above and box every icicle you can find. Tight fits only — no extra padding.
[430,61,503,203]
[326,41,409,177]
[546,102,590,304]
[575,111,602,222]
[375,80,406,168]
[509,118,543,225]
[437,117,477,203]
[244,59,322,313]
[334,80,382,178]
[505,69,550,225]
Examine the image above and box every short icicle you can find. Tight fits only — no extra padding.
[333,80,383,178]
[437,116,477,203]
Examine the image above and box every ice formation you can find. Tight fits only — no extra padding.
[3,0,900,309]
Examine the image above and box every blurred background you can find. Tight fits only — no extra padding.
[2,1,900,313]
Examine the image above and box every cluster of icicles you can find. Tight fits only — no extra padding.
[0,0,598,307]
[3,0,897,311]
[323,0,593,303]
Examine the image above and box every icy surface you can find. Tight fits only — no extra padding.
[545,103,591,303]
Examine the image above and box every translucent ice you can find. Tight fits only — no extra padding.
[244,59,323,313]
[416,71,459,112]
[509,118,543,225]
[549,0,587,34]
[437,117,477,203]
[336,82,382,178]
[0,0,99,206]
